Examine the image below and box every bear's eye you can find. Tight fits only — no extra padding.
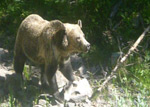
[76,37,80,42]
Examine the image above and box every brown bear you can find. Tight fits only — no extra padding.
[13,14,90,94]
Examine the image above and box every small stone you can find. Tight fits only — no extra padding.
[65,102,75,107]
[0,68,7,78]
[0,48,9,62]
[33,105,43,107]
[82,103,92,107]
[77,65,87,77]
[38,94,53,99]
[70,95,87,102]
[0,103,9,107]
[38,99,47,106]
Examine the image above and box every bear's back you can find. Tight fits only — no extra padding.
[18,14,49,38]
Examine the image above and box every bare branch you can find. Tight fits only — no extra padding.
[120,25,150,63]
[91,25,150,101]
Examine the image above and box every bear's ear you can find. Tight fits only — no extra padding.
[54,30,68,50]
[78,20,82,28]
[62,34,68,48]
[49,20,68,49]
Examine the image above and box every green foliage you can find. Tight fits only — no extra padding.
[110,50,150,106]
[127,51,150,89]
[23,65,31,81]
[0,0,150,62]
[8,93,16,107]
[1,0,150,105]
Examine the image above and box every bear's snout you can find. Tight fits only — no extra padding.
[81,38,90,52]
[84,43,90,52]
[86,43,90,51]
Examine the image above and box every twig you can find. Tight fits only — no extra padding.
[91,25,150,101]
[117,36,122,54]
[112,20,122,31]
[110,0,123,19]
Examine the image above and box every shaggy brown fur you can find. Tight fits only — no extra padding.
[14,14,90,94]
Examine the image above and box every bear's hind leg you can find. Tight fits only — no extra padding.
[14,51,26,79]
[40,64,50,90]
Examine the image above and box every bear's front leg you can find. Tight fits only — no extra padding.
[59,57,75,82]
[44,63,58,94]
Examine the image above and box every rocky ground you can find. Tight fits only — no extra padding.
[1,48,146,107]
[0,48,103,107]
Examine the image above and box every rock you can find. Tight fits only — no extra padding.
[78,65,86,74]
[80,103,92,107]
[63,78,93,102]
[54,55,92,103]
[38,99,52,107]
[72,78,92,97]
[65,102,75,107]
[38,99,47,106]
[75,65,87,78]
[33,105,43,107]
[70,54,83,70]
[0,68,14,80]
[0,103,9,107]
[55,64,92,102]
[56,70,69,92]
[0,48,9,62]
[71,54,87,76]
[37,94,65,107]
[0,68,22,94]
[38,94,53,100]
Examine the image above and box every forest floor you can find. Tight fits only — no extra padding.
[0,48,150,107]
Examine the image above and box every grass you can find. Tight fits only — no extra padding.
[92,82,150,106]
[23,65,32,81]
[8,93,16,107]
[88,50,150,106]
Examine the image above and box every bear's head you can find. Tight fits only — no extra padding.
[64,20,90,53]
[44,20,90,55]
